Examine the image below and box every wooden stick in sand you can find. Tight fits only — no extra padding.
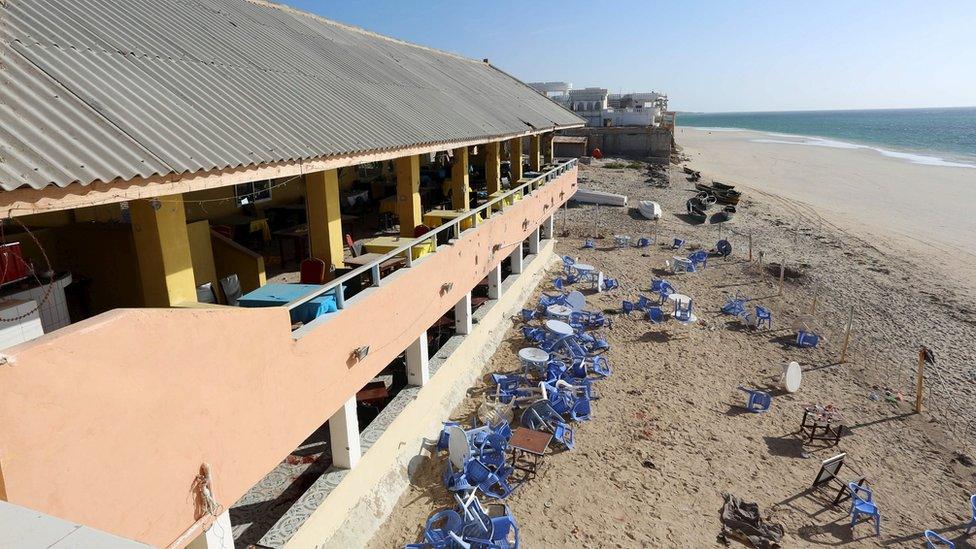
[809,294,818,314]
[839,306,855,363]
[778,263,786,296]
[915,347,926,413]
[748,231,753,262]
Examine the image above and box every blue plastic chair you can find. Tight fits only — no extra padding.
[848,482,880,536]
[521,400,574,450]
[755,306,772,330]
[519,308,537,322]
[602,277,619,291]
[688,250,708,268]
[621,300,635,316]
[636,237,651,248]
[636,295,654,311]
[737,387,771,413]
[671,238,685,249]
[465,459,513,499]
[647,306,664,324]
[582,239,595,249]
[924,530,954,548]
[561,255,575,274]
[423,509,465,547]
[796,331,820,348]
[650,279,668,293]
[721,296,746,316]
[553,278,565,291]
[591,355,611,378]
[521,326,545,343]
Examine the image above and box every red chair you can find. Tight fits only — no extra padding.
[300,258,327,284]
[413,224,433,238]
[345,234,361,257]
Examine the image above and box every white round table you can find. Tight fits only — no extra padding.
[545,319,574,337]
[781,361,802,393]
[674,312,698,325]
[667,293,692,308]
[518,347,550,376]
[546,304,573,321]
[574,263,595,280]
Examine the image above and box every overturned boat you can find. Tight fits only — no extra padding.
[573,188,628,207]
[714,188,742,205]
[637,200,662,220]
[711,181,735,191]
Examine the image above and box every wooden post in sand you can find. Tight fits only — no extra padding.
[809,295,818,314]
[915,347,926,413]
[839,306,855,363]
[778,263,786,296]
[748,232,753,262]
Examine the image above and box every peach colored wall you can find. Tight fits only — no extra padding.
[0,168,577,547]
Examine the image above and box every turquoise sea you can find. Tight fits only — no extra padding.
[679,107,976,168]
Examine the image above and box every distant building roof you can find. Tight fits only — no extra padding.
[553,136,588,144]
[0,0,584,191]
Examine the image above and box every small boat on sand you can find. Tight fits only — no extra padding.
[694,192,717,211]
[714,189,742,205]
[685,199,707,223]
[711,181,735,191]
[573,188,628,207]
[695,182,714,193]
[715,205,736,222]
[637,200,661,220]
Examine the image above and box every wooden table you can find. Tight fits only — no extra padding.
[363,236,434,260]
[799,405,846,447]
[344,253,406,283]
[487,190,522,212]
[273,224,309,268]
[509,427,552,480]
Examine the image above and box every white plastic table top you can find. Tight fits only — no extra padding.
[574,263,595,273]
[545,319,574,337]
[667,293,692,307]
[782,361,802,393]
[546,304,573,318]
[518,347,550,364]
[447,425,470,470]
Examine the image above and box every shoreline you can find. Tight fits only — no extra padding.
[681,125,976,168]
[676,126,976,304]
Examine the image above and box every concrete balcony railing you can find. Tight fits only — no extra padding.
[0,160,578,547]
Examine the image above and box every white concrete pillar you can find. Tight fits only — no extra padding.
[487,264,503,299]
[455,292,472,335]
[406,333,429,386]
[187,510,234,549]
[509,243,524,274]
[329,397,361,469]
[541,215,554,240]
[528,227,540,255]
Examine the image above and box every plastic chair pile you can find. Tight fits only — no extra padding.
[621,279,689,325]
[408,271,615,548]
[721,295,774,331]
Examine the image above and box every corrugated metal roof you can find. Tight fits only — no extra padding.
[0,0,583,191]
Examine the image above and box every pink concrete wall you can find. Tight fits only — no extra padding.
[0,169,577,546]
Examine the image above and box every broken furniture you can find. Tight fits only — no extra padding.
[812,453,869,506]
[799,404,845,447]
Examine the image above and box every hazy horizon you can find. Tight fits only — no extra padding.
[282,0,975,113]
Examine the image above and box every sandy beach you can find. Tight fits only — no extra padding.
[368,150,976,548]
[677,127,976,301]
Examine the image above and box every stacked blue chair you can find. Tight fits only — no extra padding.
[688,250,708,269]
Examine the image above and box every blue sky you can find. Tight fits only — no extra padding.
[287,0,976,113]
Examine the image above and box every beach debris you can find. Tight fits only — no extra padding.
[953,453,975,468]
[717,493,785,549]
[642,459,656,469]
[637,200,662,219]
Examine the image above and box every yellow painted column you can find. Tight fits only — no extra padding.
[543,132,555,164]
[529,134,542,172]
[395,155,422,236]
[508,137,523,183]
[130,194,197,307]
[485,141,501,194]
[306,169,345,271]
[450,147,470,210]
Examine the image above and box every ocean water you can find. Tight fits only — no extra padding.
[679,107,976,168]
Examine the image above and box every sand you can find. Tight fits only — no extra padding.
[366,150,976,547]
[676,127,976,301]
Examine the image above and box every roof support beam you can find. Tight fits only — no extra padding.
[395,155,422,237]
[130,194,197,307]
[508,138,523,183]
[306,169,345,273]
[529,134,542,172]
[485,142,501,195]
